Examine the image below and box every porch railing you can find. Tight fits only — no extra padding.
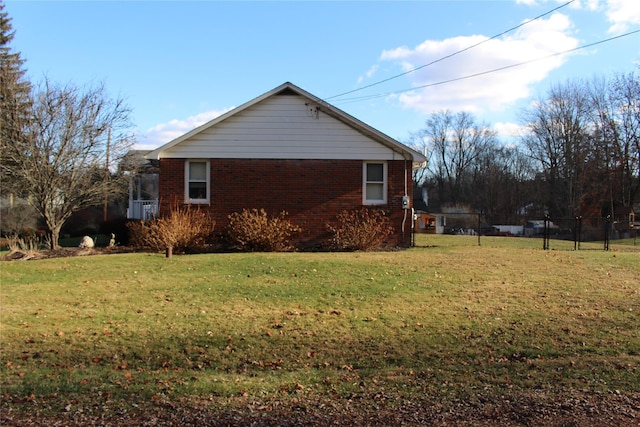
[127,200,158,220]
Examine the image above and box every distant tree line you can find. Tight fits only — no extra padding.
[412,70,640,223]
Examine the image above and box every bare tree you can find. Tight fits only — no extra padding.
[473,145,535,222]
[420,110,497,206]
[520,80,593,218]
[1,78,133,248]
[601,70,640,211]
[521,74,639,219]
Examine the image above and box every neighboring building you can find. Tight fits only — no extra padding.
[412,186,447,234]
[142,82,426,249]
[613,206,637,238]
[493,225,524,236]
[414,212,446,234]
[524,220,559,237]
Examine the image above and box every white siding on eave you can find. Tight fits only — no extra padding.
[162,94,401,160]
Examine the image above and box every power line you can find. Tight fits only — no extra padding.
[332,29,640,105]
[325,0,576,101]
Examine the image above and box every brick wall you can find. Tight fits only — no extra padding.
[158,158,414,249]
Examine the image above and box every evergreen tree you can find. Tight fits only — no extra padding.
[0,1,32,197]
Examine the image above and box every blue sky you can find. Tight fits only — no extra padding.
[5,0,640,150]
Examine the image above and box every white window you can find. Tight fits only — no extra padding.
[185,160,210,204]
[363,161,387,205]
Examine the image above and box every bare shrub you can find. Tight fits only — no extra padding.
[0,204,39,236]
[126,220,148,249]
[127,205,215,253]
[225,209,301,252]
[327,208,393,251]
[4,234,40,260]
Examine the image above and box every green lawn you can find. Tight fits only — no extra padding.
[1,234,639,418]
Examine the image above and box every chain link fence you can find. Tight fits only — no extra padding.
[412,211,639,250]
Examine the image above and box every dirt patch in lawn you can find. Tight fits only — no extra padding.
[3,392,639,426]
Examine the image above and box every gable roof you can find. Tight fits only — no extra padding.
[146,82,426,167]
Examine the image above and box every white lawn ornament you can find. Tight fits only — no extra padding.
[79,236,95,249]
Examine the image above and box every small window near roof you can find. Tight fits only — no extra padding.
[185,160,210,204]
[363,161,387,205]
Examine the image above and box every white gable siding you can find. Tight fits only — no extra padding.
[162,94,402,160]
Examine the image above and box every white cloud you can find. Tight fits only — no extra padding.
[583,0,601,12]
[493,121,526,140]
[606,0,640,33]
[516,0,638,33]
[357,64,379,84]
[134,108,233,150]
[377,13,579,115]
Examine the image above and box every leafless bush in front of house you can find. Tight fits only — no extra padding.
[327,208,393,251]
[127,205,215,254]
[4,234,40,260]
[225,208,301,252]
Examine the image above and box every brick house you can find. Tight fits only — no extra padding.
[144,82,426,249]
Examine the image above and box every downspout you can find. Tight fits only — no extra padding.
[401,156,411,244]
[402,162,408,233]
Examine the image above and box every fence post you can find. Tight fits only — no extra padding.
[577,216,582,250]
[604,215,611,251]
[477,213,481,246]
[543,215,550,250]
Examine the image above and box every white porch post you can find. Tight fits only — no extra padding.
[127,176,134,219]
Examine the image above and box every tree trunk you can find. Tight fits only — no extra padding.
[49,226,61,250]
